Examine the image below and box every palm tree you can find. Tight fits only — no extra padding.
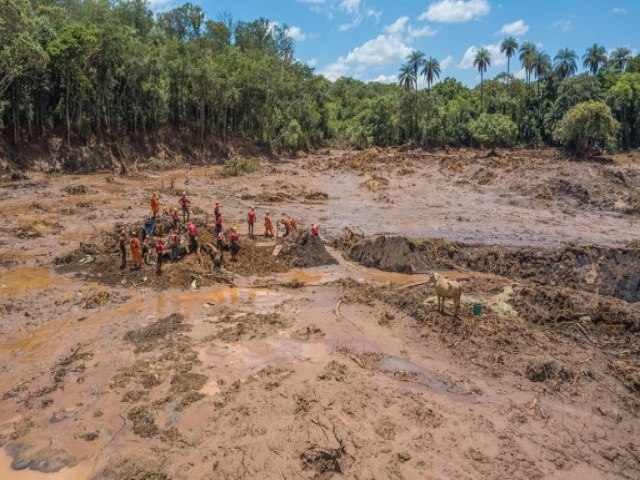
[398,63,416,92]
[583,43,607,75]
[519,42,538,87]
[609,47,632,71]
[533,51,551,97]
[553,48,578,79]
[421,57,441,91]
[407,50,426,95]
[500,37,518,85]
[473,48,491,110]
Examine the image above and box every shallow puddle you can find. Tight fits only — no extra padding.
[0,268,59,298]
[0,449,92,480]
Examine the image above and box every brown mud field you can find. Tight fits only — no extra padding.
[1,147,640,479]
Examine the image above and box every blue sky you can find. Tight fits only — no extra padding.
[152,0,639,86]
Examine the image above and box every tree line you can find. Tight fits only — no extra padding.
[1,0,639,161]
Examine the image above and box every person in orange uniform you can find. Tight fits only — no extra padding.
[151,193,159,218]
[281,214,291,237]
[247,207,256,238]
[130,233,142,270]
[289,216,298,232]
[264,212,274,238]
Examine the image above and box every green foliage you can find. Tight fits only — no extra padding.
[554,100,619,156]
[223,157,256,176]
[469,113,518,148]
[146,155,182,171]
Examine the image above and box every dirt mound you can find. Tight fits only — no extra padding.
[214,312,290,342]
[280,231,337,268]
[347,236,428,274]
[63,185,92,195]
[123,313,190,353]
[90,453,169,480]
[360,175,389,191]
[240,183,329,204]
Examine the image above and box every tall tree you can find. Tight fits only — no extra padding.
[473,48,491,110]
[554,48,578,79]
[407,50,425,95]
[609,47,632,72]
[500,37,518,85]
[519,42,538,87]
[421,57,441,91]
[533,51,552,97]
[398,63,416,92]
[583,44,607,76]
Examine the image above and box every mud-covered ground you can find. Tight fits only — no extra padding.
[1,147,639,479]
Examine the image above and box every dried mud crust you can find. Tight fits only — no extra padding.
[211,312,291,342]
[240,181,329,203]
[347,235,640,302]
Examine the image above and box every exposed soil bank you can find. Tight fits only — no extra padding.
[348,235,640,302]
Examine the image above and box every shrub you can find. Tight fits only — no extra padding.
[146,155,181,171]
[223,157,256,177]
[469,113,518,148]
[554,100,619,156]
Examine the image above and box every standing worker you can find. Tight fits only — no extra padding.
[130,233,142,270]
[151,193,159,218]
[247,207,256,238]
[118,230,127,269]
[264,212,274,238]
[171,208,180,231]
[214,202,221,221]
[289,216,298,232]
[215,211,223,236]
[179,192,191,224]
[142,235,151,265]
[188,221,197,253]
[281,214,291,237]
[169,230,180,262]
[230,227,240,261]
[216,229,226,263]
[155,238,165,275]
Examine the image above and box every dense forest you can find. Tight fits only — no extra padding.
[2,0,640,164]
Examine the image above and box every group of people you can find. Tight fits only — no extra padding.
[118,192,320,275]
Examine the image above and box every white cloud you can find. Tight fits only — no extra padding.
[384,16,410,34]
[339,15,363,31]
[306,58,318,67]
[408,24,438,38]
[365,8,382,24]
[499,20,529,36]
[612,7,628,15]
[287,26,307,41]
[321,17,415,80]
[440,55,453,70]
[370,74,397,84]
[146,0,175,12]
[418,0,490,23]
[458,43,506,69]
[552,18,573,32]
[339,0,361,14]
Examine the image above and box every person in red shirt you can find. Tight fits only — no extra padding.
[247,207,256,237]
[230,227,240,261]
[179,192,191,224]
[311,224,319,237]
[215,212,223,236]
[264,212,274,238]
[155,238,165,275]
[188,221,197,253]
[118,229,127,269]
[214,202,221,221]
[171,208,180,231]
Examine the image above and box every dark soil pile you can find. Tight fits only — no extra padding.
[280,231,338,268]
[346,235,640,302]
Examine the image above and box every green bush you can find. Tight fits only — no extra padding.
[223,157,256,177]
[146,155,181,171]
[554,100,619,156]
[469,113,518,148]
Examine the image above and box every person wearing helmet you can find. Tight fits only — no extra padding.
[151,193,159,218]
[169,229,180,262]
[264,212,274,238]
[247,207,256,238]
[281,214,291,237]
[118,229,127,269]
[179,192,191,224]
[188,221,197,253]
[230,226,240,261]
[215,211,223,236]
[155,237,165,275]
[171,208,180,231]
[130,232,142,270]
